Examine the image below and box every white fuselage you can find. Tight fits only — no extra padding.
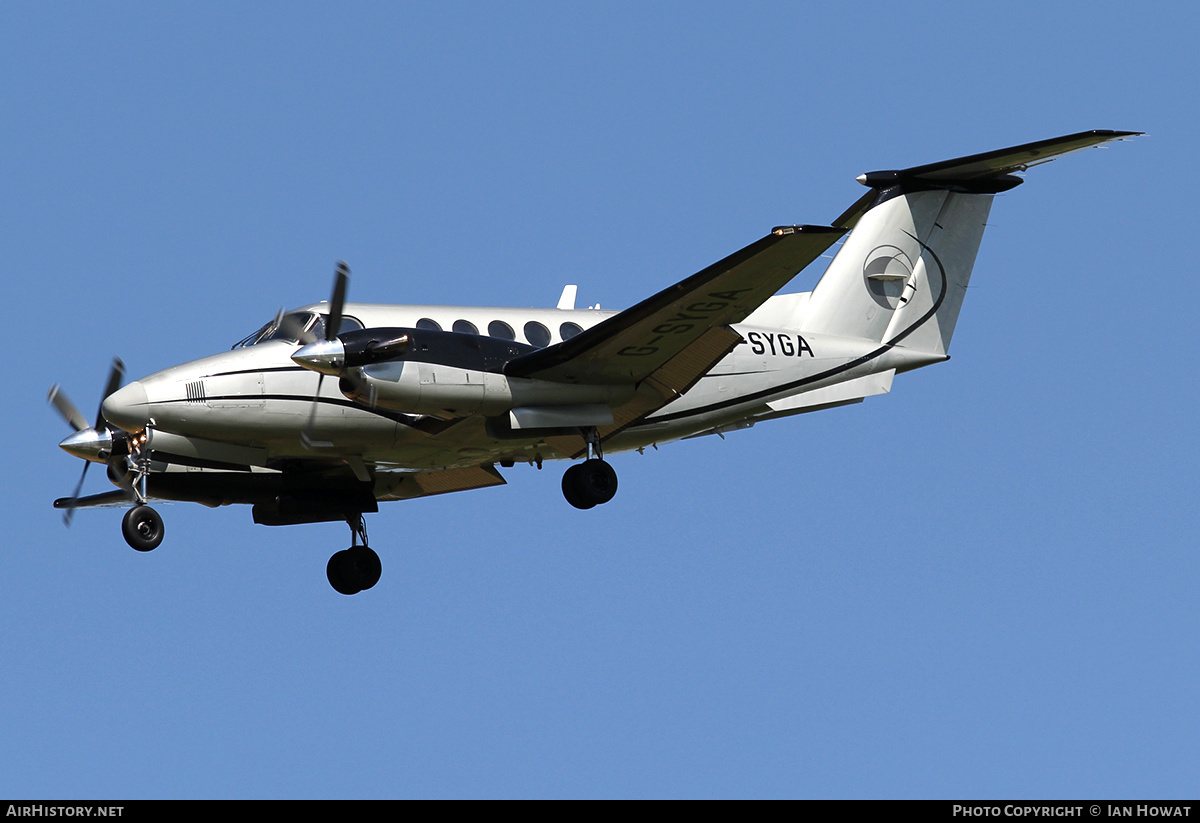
[106,296,936,473]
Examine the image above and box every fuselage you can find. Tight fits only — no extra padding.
[100,297,939,473]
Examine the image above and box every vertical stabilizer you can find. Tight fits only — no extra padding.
[802,189,951,342]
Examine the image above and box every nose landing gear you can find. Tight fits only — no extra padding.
[326,515,381,595]
[116,430,165,553]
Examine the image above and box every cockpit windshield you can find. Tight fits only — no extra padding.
[231,312,365,349]
[232,312,315,349]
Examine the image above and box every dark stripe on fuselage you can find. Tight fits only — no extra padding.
[202,366,308,377]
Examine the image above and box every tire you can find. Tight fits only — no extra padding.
[576,459,618,505]
[121,505,164,552]
[346,545,382,591]
[562,464,595,510]
[327,550,361,595]
[327,546,381,594]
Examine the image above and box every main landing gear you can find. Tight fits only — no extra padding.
[326,514,381,595]
[561,428,618,510]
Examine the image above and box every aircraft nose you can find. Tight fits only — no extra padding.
[102,380,150,432]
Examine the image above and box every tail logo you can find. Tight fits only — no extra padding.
[863,244,914,309]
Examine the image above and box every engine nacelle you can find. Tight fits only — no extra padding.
[340,360,634,417]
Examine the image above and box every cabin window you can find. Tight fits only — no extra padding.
[453,319,478,335]
[416,318,441,331]
[524,321,551,348]
[488,320,515,340]
[560,322,583,341]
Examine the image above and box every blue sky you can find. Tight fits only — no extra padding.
[4,2,1195,798]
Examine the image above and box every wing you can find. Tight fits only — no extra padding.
[504,224,846,457]
[505,224,844,385]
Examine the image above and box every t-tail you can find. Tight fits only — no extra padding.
[799,130,1140,356]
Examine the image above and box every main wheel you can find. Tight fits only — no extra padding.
[122,505,164,552]
[346,545,382,591]
[562,459,618,508]
[562,464,595,510]
[577,459,618,505]
[327,550,360,595]
[327,546,382,595]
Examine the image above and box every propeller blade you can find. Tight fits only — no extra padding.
[96,358,125,430]
[326,261,349,341]
[61,461,91,526]
[48,385,89,432]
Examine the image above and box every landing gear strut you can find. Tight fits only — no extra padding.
[562,428,618,510]
[118,430,165,552]
[327,514,381,595]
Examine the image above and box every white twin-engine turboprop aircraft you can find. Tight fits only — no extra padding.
[50,130,1138,594]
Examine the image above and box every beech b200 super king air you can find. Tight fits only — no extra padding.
[50,130,1138,594]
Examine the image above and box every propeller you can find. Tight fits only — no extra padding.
[48,358,126,525]
[302,262,350,448]
[327,261,348,341]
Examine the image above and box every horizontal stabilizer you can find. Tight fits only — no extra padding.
[834,129,1141,228]
[859,129,1140,185]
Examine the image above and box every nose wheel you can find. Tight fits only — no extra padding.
[327,515,381,595]
[121,505,164,552]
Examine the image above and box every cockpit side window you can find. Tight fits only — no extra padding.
[309,314,364,340]
[261,312,311,343]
